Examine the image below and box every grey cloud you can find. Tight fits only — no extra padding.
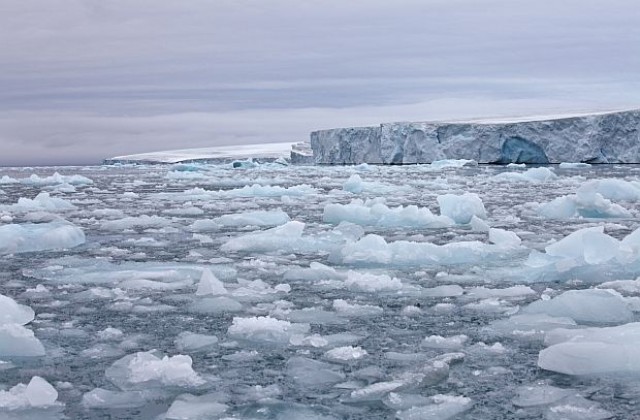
[0,0,639,165]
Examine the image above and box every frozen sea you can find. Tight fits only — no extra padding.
[1,160,640,419]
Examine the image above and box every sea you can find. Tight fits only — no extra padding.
[1,161,639,419]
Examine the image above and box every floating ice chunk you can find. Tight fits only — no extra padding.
[340,233,518,267]
[344,271,402,292]
[597,278,640,295]
[192,209,290,230]
[0,221,85,255]
[0,175,18,184]
[539,192,631,219]
[106,351,205,390]
[82,388,157,409]
[166,170,208,180]
[97,327,124,341]
[195,268,228,296]
[466,285,535,299]
[175,332,218,352]
[429,159,477,169]
[221,221,304,253]
[231,279,290,302]
[522,289,633,324]
[469,215,490,232]
[383,392,432,410]
[493,167,557,183]
[221,221,358,254]
[323,198,453,229]
[538,322,640,376]
[422,334,468,350]
[487,313,577,340]
[324,346,367,363]
[286,357,345,387]
[333,299,383,317]
[512,384,575,407]
[101,215,172,230]
[489,228,522,248]
[188,297,243,314]
[165,393,228,419]
[348,381,405,402]
[81,343,125,359]
[0,376,60,410]
[577,179,640,201]
[545,396,613,420]
[8,172,93,186]
[464,298,518,314]
[545,226,620,264]
[289,333,329,347]
[24,377,59,407]
[559,162,592,169]
[227,316,309,346]
[283,262,346,281]
[0,192,76,213]
[0,323,46,356]
[0,294,35,325]
[396,394,473,420]
[229,183,316,197]
[343,174,403,194]
[420,285,464,297]
[437,193,487,224]
[538,195,579,219]
[539,341,640,376]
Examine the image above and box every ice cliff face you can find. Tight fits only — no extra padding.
[310,109,640,164]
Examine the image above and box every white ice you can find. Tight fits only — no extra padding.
[538,322,640,376]
[323,198,453,228]
[344,270,403,292]
[0,376,60,410]
[0,294,35,325]
[191,209,290,230]
[340,233,521,267]
[492,167,557,183]
[195,268,228,296]
[227,316,310,346]
[0,192,76,213]
[105,351,205,390]
[0,221,85,255]
[164,393,228,419]
[396,394,473,420]
[436,193,487,224]
[522,289,634,324]
[175,332,219,352]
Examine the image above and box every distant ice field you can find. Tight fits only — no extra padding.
[1,161,640,419]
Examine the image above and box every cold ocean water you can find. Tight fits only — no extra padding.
[1,161,640,419]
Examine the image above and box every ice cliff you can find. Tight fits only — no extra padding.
[310,109,640,164]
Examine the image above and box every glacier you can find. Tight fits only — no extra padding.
[311,108,640,164]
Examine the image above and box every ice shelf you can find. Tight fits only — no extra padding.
[105,142,309,164]
[310,109,640,164]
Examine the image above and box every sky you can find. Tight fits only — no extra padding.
[1,0,639,166]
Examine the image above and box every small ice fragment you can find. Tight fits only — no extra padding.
[437,193,487,224]
[195,268,228,296]
[324,346,368,363]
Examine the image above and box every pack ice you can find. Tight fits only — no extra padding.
[3,162,640,418]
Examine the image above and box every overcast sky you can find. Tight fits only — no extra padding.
[1,0,639,165]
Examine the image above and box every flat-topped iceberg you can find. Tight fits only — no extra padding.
[311,109,640,164]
